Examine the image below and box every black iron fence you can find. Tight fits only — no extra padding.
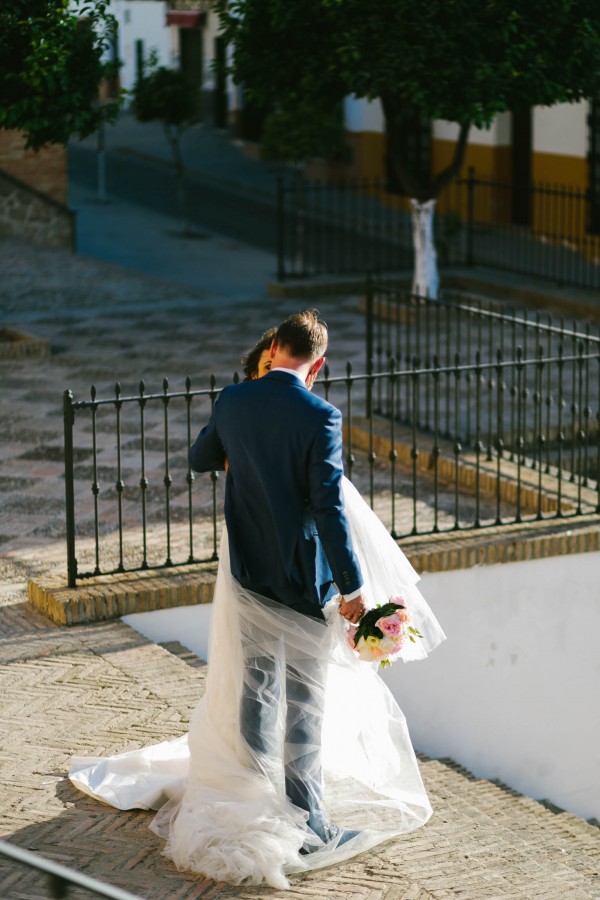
[0,840,142,899]
[366,281,600,482]
[276,169,600,289]
[63,347,600,586]
[366,279,600,371]
[441,170,600,288]
[276,174,413,280]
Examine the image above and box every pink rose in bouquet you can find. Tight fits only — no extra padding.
[375,614,403,637]
[346,596,423,668]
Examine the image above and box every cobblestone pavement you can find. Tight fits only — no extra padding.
[1,602,599,900]
[0,234,367,596]
[0,236,501,597]
[1,236,600,897]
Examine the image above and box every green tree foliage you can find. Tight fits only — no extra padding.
[132,55,199,234]
[0,0,119,150]
[217,0,600,199]
[260,100,345,165]
[132,59,199,131]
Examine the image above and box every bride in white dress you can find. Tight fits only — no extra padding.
[69,332,446,890]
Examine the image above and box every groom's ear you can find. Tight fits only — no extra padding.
[269,339,278,359]
[310,357,325,378]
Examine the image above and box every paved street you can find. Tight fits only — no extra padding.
[2,601,599,900]
[1,122,599,897]
[69,114,283,259]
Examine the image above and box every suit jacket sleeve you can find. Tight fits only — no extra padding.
[189,396,227,473]
[308,406,363,596]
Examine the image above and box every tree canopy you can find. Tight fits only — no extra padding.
[132,60,198,130]
[132,56,199,235]
[0,0,119,150]
[217,0,600,197]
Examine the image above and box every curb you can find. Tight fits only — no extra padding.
[0,326,51,360]
[28,563,216,626]
[27,516,599,625]
[444,272,600,322]
[267,269,600,315]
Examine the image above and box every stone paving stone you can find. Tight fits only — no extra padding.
[0,602,599,899]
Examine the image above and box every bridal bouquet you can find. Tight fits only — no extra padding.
[347,598,423,668]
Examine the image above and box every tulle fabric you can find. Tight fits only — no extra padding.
[69,479,445,889]
[341,478,446,660]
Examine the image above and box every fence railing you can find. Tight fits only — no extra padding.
[63,376,225,587]
[441,170,600,288]
[366,278,600,371]
[276,170,600,289]
[276,174,413,280]
[63,350,600,586]
[0,840,142,899]
[365,281,600,481]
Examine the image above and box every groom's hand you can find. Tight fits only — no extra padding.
[339,594,366,624]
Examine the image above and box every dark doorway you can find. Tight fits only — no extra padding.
[135,39,145,84]
[511,107,532,226]
[214,36,228,129]
[179,28,203,119]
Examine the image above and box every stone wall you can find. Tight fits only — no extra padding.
[0,168,75,250]
[0,130,68,205]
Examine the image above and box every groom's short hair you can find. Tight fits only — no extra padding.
[275,309,328,361]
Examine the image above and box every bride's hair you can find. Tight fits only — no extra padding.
[276,309,328,361]
[241,327,277,380]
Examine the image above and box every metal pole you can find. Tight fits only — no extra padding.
[466,166,475,267]
[63,389,77,588]
[276,174,285,281]
[366,271,374,416]
[97,108,107,204]
[0,840,143,899]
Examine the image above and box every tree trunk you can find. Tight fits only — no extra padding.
[292,164,307,276]
[410,198,438,299]
[380,95,471,295]
[96,108,107,204]
[165,125,190,235]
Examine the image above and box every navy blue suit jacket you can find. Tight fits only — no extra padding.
[189,370,363,616]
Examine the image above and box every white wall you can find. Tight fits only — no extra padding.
[343,97,590,159]
[201,10,221,93]
[433,114,511,147]
[533,101,589,158]
[124,551,600,823]
[124,603,213,663]
[384,551,600,822]
[112,0,172,96]
[344,96,385,134]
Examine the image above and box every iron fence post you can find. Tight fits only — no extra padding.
[63,389,77,588]
[466,166,475,267]
[276,174,285,282]
[366,271,374,417]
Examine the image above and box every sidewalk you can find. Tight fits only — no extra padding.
[75,112,284,202]
[2,598,599,899]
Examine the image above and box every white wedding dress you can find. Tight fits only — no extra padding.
[69,479,446,889]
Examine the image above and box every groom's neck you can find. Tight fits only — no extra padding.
[270,351,312,382]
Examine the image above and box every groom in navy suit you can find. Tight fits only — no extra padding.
[189,309,366,847]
